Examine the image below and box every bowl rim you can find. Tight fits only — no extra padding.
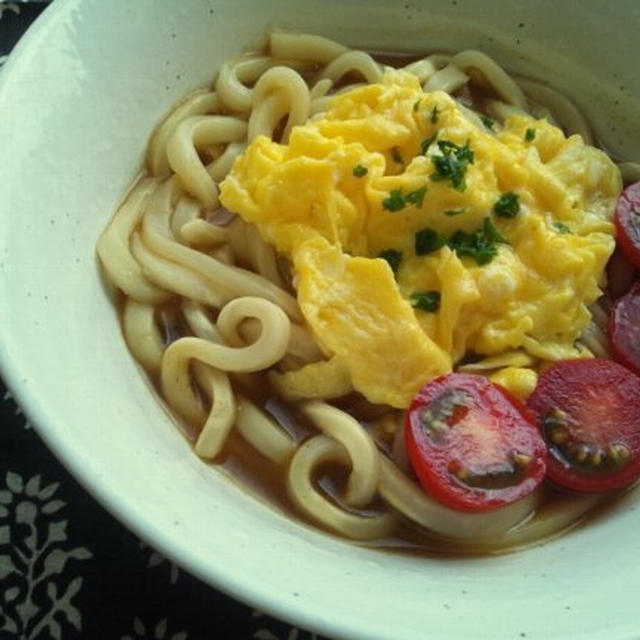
[3,3,640,640]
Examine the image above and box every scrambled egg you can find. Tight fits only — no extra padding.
[219,70,620,408]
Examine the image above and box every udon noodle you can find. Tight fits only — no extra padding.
[97,32,640,554]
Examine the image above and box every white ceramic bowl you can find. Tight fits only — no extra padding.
[2,1,640,638]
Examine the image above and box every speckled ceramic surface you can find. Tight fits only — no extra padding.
[1,1,640,638]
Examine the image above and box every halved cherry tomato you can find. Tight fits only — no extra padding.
[527,359,640,492]
[405,373,546,512]
[614,181,640,269]
[609,281,640,375]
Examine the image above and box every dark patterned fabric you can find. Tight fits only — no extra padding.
[0,4,325,638]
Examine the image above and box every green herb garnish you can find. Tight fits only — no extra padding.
[405,185,427,208]
[444,208,465,216]
[448,218,507,265]
[431,105,439,124]
[430,140,474,192]
[382,189,406,212]
[391,147,403,164]
[481,115,495,131]
[413,100,421,113]
[379,249,402,273]
[525,128,536,142]
[410,290,441,312]
[353,164,368,178]
[553,221,572,234]
[382,186,427,212]
[420,132,438,155]
[493,192,520,218]
[415,228,447,255]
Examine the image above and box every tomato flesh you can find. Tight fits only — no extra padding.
[614,181,640,269]
[405,373,546,512]
[609,281,640,376]
[527,359,640,492]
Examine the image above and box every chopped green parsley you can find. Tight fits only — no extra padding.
[481,115,495,131]
[410,290,441,313]
[430,140,474,192]
[525,128,536,142]
[553,221,572,234]
[444,208,465,216]
[382,186,427,212]
[405,185,427,208]
[382,189,406,212]
[493,192,520,218]
[431,105,440,124]
[379,249,402,273]
[448,218,507,265]
[420,132,437,155]
[415,228,447,255]
[352,164,368,178]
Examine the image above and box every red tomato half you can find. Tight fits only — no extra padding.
[609,281,640,375]
[405,373,547,512]
[528,359,640,493]
[614,181,640,269]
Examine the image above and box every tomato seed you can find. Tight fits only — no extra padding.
[573,446,588,463]
[513,452,532,467]
[550,427,569,445]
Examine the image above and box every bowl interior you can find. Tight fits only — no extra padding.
[1,1,639,638]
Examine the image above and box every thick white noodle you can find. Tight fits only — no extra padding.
[404,54,450,83]
[235,395,296,464]
[517,77,592,144]
[170,196,201,244]
[182,299,223,343]
[207,141,247,182]
[451,50,528,108]
[215,56,275,113]
[148,90,221,175]
[302,401,380,507]
[179,219,230,249]
[423,64,469,94]
[243,223,284,287]
[122,299,164,374]
[248,66,310,143]
[444,493,604,553]
[192,361,236,458]
[313,51,383,85]
[161,296,290,426]
[131,231,228,308]
[378,456,539,539]
[579,320,610,358]
[287,435,397,540]
[97,179,170,304]
[140,178,302,319]
[310,78,333,100]
[166,115,247,210]
[269,31,348,64]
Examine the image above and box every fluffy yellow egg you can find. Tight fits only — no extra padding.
[220,69,620,408]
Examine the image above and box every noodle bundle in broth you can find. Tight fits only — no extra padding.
[97,32,640,554]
